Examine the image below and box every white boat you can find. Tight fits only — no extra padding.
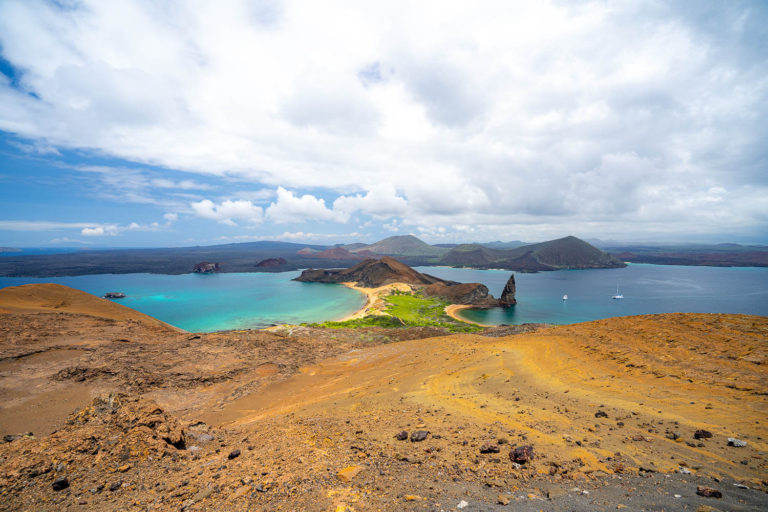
[562,294,568,301]
[612,283,624,300]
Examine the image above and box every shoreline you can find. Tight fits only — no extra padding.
[444,304,494,327]
[335,282,414,322]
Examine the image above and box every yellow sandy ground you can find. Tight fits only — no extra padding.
[335,282,414,321]
[209,313,768,485]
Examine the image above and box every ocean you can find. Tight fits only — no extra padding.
[0,271,365,332]
[415,264,768,325]
[0,264,765,331]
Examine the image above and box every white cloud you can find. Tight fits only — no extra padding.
[333,184,408,219]
[190,199,263,225]
[0,0,766,240]
[264,187,347,224]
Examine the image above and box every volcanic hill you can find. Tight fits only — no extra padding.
[295,256,501,306]
[441,235,626,271]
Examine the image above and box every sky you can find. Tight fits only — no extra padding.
[0,0,767,248]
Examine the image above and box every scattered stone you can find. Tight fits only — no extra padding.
[666,432,680,440]
[733,483,749,489]
[228,449,241,460]
[510,445,534,463]
[694,430,713,440]
[404,495,420,501]
[109,481,122,492]
[727,438,747,447]
[336,465,364,482]
[116,464,131,473]
[696,486,722,498]
[498,494,510,505]
[52,476,69,491]
[696,506,721,512]
[546,487,567,499]
[410,430,429,442]
[480,442,500,454]
[595,410,608,418]
[457,500,469,509]
[394,431,408,441]
[678,467,692,475]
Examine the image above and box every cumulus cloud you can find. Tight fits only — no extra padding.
[264,187,347,224]
[333,184,407,219]
[0,0,766,240]
[190,199,263,225]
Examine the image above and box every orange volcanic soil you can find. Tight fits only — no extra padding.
[0,284,766,511]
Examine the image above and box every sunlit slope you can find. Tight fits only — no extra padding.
[214,313,767,484]
[0,283,180,331]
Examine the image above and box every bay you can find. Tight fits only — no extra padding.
[416,264,768,325]
[0,272,365,332]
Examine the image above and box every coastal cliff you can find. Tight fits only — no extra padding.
[295,256,497,306]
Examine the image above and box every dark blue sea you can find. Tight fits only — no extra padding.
[0,264,765,330]
[415,264,768,325]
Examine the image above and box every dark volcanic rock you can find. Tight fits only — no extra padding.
[595,410,608,418]
[510,445,534,463]
[395,431,408,441]
[255,258,287,268]
[694,430,713,440]
[498,274,516,306]
[295,257,447,288]
[410,431,429,442]
[52,476,69,491]
[103,292,126,299]
[480,442,500,454]
[228,449,241,459]
[423,282,498,306]
[696,486,722,498]
[193,262,220,273]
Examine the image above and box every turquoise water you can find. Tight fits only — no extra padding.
[0,272,365,332]
[1,264,765,330]
[415,264,768,325]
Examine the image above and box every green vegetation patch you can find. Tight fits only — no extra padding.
[306,290,482,332]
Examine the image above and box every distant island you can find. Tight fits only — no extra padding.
[0,234,627,277]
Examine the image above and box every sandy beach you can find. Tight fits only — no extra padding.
[336,281,413,321]
[444,303,494,326]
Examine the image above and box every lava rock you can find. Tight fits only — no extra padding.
[696,486,722,498]
[510,445,534,463]
[109,481,122,492]
[595,410,608,418]
[694,430,713,440]
[52,476,69,491]
[394,431,408,441]
[410,431,429,442]
[480,442,501,454]
[727,438,747,447]
[228,449,241,460]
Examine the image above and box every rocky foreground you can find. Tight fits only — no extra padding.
[0,284,766,511]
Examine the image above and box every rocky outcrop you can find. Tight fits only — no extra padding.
[255,258,287,267]
[103,292,126,299]
[295,257,450,288]
[193,262,220,273]
[499,275,516,306]
[295,257,501,306]
[423,282,497,306]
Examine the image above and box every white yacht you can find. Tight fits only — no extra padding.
[612,283,624,300]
